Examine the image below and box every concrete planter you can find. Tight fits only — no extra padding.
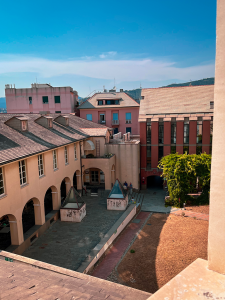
[107,195,128,211]
[60,203,86,222]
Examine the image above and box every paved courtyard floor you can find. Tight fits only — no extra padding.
[141,188,178,213]
[22,192,124,271]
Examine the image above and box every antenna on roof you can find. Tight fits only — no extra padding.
[140,82,142,88]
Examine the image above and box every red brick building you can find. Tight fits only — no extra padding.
[139,85,214,189]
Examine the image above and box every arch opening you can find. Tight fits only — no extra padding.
[22,199,35,234]
[0,214,18,250]
[147,175,163,189]
[60,177,71,204]
[44,188,53,215]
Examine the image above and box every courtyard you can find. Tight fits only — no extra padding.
[22,191,124,271]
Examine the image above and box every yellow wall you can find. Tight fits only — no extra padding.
[0,141,81,245]
[105,142,140,189]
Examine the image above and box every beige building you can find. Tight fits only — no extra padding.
[0,113,140,254]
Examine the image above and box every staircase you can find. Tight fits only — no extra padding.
[128,190,144,207]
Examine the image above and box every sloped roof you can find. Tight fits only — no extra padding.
[0,113,109,165]
[79,92,139,109]
[140,85,214,116]
[0,251,151,300]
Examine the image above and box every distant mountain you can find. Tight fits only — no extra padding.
[163,78,214,88]
[124,88,142,104]
[0,97,6,108]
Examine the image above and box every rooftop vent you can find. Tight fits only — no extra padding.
[35,116,53,129]
[54,115,69,127]
[5,116,29,132]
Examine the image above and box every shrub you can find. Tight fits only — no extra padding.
[159,153,211,208]
[130,249,135,253]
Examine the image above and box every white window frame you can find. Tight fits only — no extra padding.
[53,150,58,170]
[0,167,5,196]
[19,160,27,186]
[74,143,77,160]
[64,146,69,165]
[38,154,44,177]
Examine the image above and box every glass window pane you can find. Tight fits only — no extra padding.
[126,113,131,120]
[86,114,92,121]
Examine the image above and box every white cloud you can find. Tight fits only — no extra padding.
[99,51,117,59]
[0,54,215,83]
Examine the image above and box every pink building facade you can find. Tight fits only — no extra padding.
[5,84,78,114]
[79,91,140,135]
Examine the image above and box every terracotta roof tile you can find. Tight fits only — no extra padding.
[140,85,214,115]
[0,113,110,165]
[0,251,151,300]
[79,92,139,109]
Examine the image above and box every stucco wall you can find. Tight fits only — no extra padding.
[208,0,225,274]
[0,141,81,246]
[80,107,140,135]
[105,143,140,189]
[6,86,77,114]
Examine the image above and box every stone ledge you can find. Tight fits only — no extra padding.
[148,258,225,300]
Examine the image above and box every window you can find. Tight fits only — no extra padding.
[147,146,151,169]
[210,122,213,144]
[86,114,92,121]
[196,146,202,155]
[54,96,60,103]
[147,122,151,144]
[29,97,32,105]
[19,160,27,186]
[197,122,202,144]
[55,111,61,113]
[38,154,44,177]
[184,123,189,144]
[64,146,68,164]
[126,112,131,123]
[74,144,77,160]
[158,146,164,161]
[126,127,131,133]
[171,146,176,154]
[210,101,214,109]
[113,113,118,120]
[53,150,57,170]
[105,100,119,105]
[114,127,119,134]
[183,146,189,154]
[159,123,164,144]
[0,167,5,195]
[98,100,103,105]
[42,96,48,104]
[171,123,176,144]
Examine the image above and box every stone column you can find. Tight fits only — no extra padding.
[189,118,197,154]
[208,0,225,274]
[151,120,159,168]
[176,118,184,154]
[163,119,171,156]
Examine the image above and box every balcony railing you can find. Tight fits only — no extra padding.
[98,120,106,124]
[126,119,131,124]
[112,120,119,125]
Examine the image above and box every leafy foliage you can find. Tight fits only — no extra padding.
[158,153,211,207]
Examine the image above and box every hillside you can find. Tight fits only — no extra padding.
[163,77,214,88]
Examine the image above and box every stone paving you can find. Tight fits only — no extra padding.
[22,191,124,271]
[141,188,178,213]
[92,212,151,279]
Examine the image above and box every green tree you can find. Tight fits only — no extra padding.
[158,153,211,207]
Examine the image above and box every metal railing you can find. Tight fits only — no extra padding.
[112,120,119,125]
[98,120,106,124]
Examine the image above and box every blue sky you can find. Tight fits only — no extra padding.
[0,0,216,97]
